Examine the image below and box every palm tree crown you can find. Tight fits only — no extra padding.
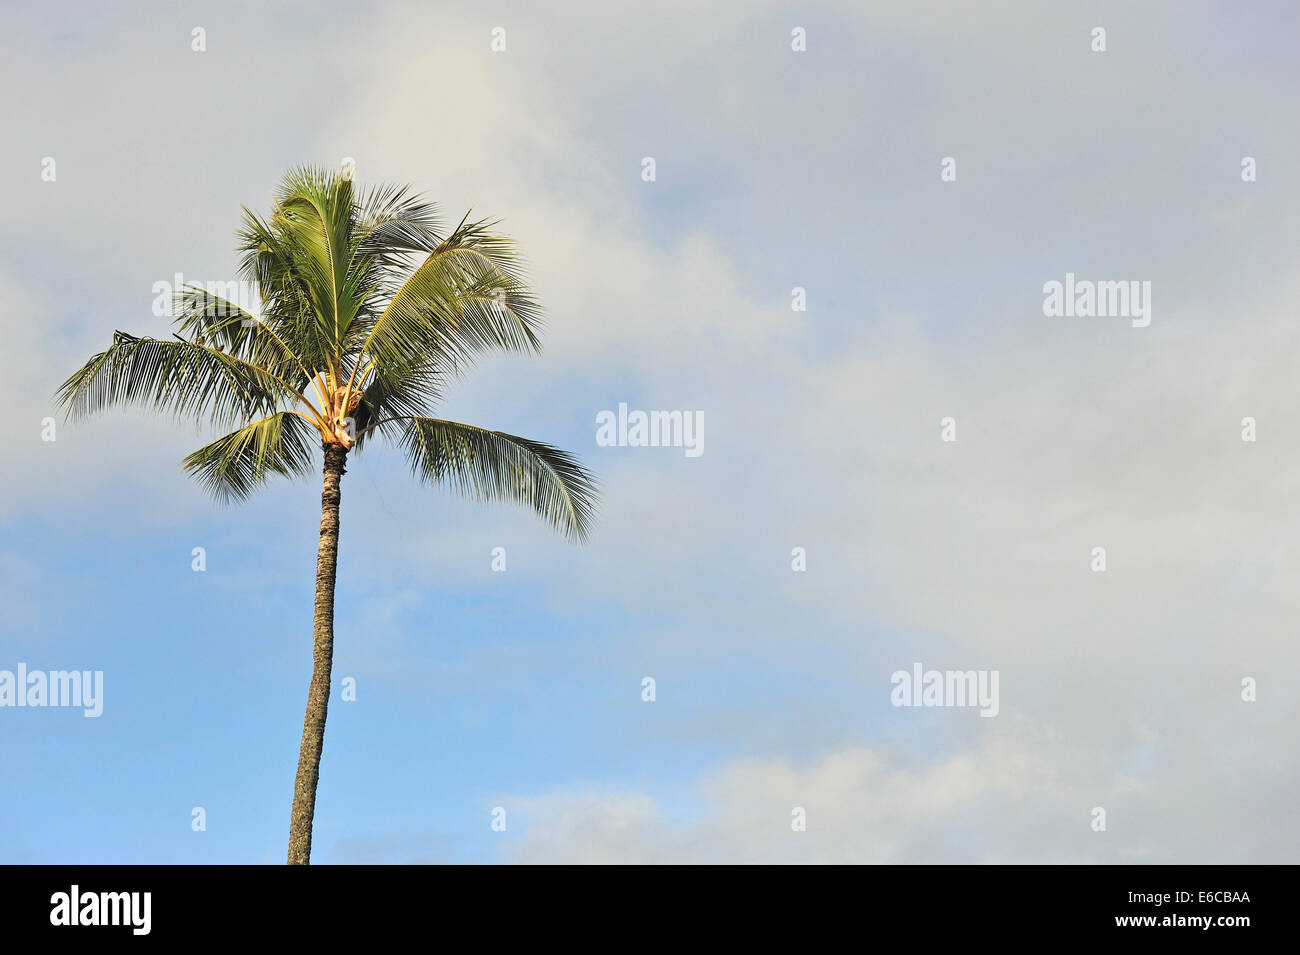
[56,165,597,538]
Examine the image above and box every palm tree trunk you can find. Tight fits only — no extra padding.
[287,443,347,864]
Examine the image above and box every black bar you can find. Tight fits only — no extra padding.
[0,864,1279,940]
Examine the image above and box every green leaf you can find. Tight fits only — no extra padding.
[399,417,597,542]
[182,412,317,502]
[55,332,296,427]
[355,215,543,383]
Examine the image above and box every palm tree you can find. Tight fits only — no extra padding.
[56,166,598,864]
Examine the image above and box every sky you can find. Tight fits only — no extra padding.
[1,0,1298,863]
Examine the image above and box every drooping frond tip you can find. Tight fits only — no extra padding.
[399,417,598,543]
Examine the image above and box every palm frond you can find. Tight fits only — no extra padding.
[352,215,543,384]
[170,286,314,387]
[399,417,597,542]
[182,411,317,502]
[348,363,442,452]
[55,332,300,426]
[236,205,337,373]
[354,181,444,256]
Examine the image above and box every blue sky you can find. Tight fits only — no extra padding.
[2,0,1298,863]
